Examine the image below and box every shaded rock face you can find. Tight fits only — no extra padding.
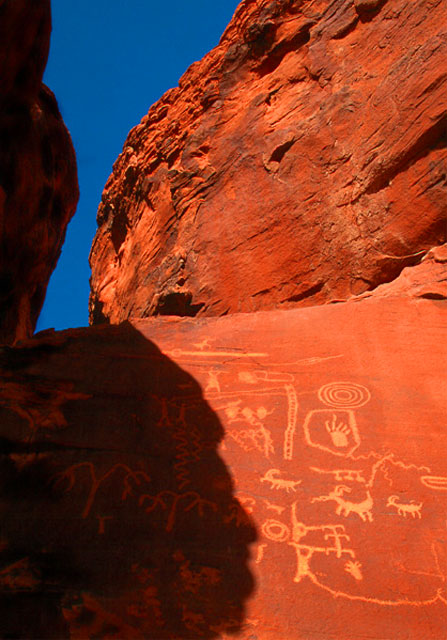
[0,0,79,344]
[90,0,447,325]
[0,292,446,638]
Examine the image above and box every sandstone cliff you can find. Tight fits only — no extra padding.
[0,0,79,344]
[90,0,446,324]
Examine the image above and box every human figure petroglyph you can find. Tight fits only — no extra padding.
[193,338,212,351]
[205,369,222,394]
[288,501,355,583]
[312,485,374,523]
[139,490,217,532]
[387,495,423,519]
[53,462,151,519]
[261,468,302,492]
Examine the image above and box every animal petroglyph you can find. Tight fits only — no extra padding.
[312,486,374,523]
[387,495,423,519]
[261,469,302,492]
[264,499,285,514]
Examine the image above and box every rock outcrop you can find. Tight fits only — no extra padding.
[1,286,446,638]
[90,0,446,324]
[0,0,79,344]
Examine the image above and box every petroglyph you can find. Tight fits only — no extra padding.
[421,475,447,491]
[96,515,113,535]
[239,370,295,384]
[310,467,366,483]
[139,491,217,532]
[387,495,423,518]
[261,469,302,492]
[283,384,298,460]
[255,544,267,564]
[312,486,374,523]
[304,409,360,457]
[289,501,355,583]
[53,462,151,519]
[166,348,268,359]
[0,379,90,440]
[262,519,290,542]
[205,369,222,394]
[173,404,204,490]
[192,338,212,351]
[318,382,371,409]
[325,414,351,448]
[345,560,363,581]
[264,499,285,514]
[225,496,255,527]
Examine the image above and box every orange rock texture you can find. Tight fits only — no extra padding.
[1,284,446,638]
[0,0,79,344]
[90,0,447,324]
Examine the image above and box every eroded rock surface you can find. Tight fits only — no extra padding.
[1,289,446,638]
[0,0,79,344]
[90,0,446,324]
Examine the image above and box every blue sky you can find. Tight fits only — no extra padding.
[37,0,240,332]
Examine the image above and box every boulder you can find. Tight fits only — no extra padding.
[0,0,79,344]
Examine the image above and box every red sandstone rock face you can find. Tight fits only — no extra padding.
[1,285,446,638]
[89,0,447,325]
[0,0,79,344]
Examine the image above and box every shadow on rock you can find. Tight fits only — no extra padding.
[0,322,257,639]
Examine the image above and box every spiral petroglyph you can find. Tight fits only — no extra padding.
[318,382,371,409]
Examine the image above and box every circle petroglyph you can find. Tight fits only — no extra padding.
[262,519,290,543]
[318,382,371,409]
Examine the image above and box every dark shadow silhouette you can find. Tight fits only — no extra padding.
[0,322,257,639]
